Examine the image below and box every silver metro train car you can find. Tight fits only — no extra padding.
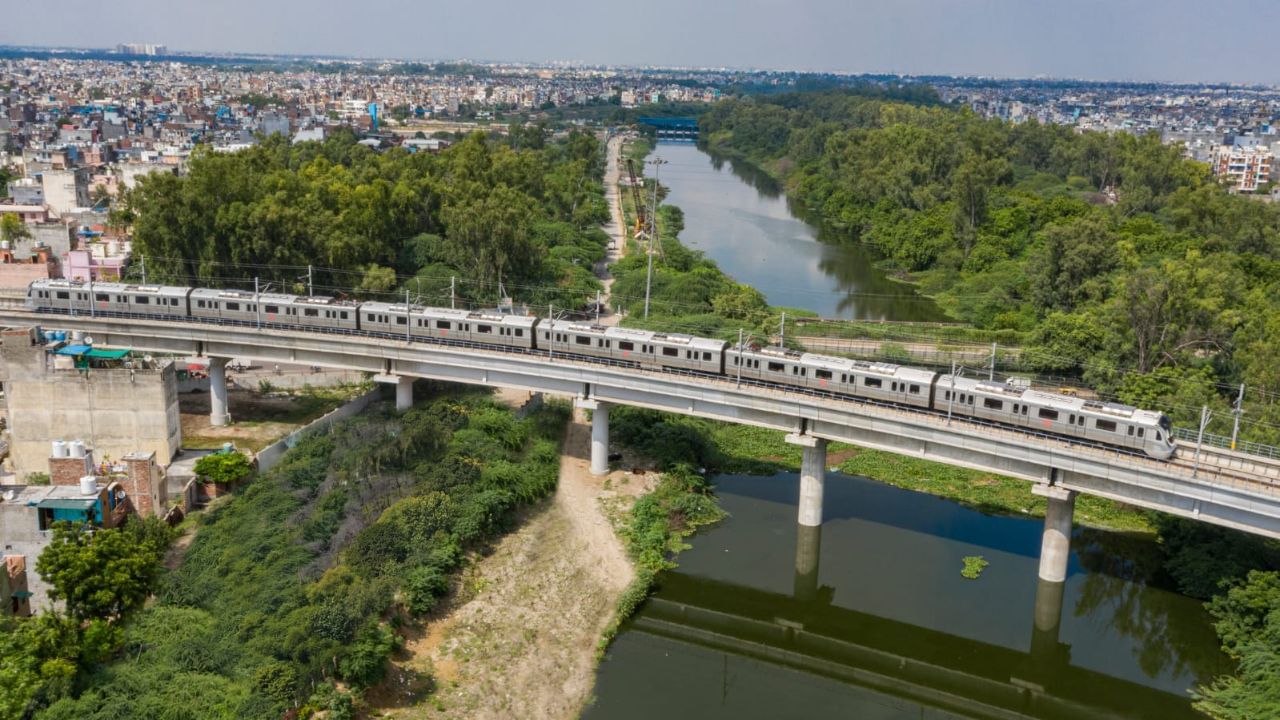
[935,375,1176,459]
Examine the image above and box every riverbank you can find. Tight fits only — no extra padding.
[379,404,651,719]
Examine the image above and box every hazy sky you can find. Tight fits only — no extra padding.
[5,0,1278,85]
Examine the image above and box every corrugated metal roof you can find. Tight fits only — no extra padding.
[35,498,96,511]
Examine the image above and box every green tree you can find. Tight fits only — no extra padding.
[36,519,173,622]
[1195,571,1280,719]
[0,213,30,246]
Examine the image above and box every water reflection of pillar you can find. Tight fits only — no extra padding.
[1030,576,1066,673]
[793,523,822,602]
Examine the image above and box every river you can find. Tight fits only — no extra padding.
[652,141,949,321]
[584,141,1229,719]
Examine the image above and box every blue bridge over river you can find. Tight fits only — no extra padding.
[637,116,698,140]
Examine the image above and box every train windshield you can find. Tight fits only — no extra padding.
[1159,415,1172,433]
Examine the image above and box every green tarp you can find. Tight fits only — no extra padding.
[84,348,131,360]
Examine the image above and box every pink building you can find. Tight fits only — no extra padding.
[64,246,128,282]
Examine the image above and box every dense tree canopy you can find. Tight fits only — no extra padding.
[122,128,609,309]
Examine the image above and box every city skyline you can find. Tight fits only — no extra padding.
[4,0,1280,86]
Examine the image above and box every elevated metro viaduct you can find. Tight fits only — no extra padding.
[5,307,1280,597]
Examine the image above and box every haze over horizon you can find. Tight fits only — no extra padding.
[4,0,1279,85]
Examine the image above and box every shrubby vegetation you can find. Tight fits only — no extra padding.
[118,128,609,309]
[701,90,1280,443]
[192,452,253,484]
[30,388,567,719]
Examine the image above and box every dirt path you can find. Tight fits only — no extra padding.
[376,406,652,719]
[594,134,626,327]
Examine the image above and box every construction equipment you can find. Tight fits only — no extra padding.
[626,158,647,237]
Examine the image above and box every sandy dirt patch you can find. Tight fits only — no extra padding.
[373,407,654,720]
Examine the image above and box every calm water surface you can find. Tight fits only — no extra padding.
[654,141,949,321]
[586,473,1229,719]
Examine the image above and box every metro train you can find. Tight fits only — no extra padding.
[25,278,1178,459]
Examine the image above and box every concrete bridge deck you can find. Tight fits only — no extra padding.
[3,305,1280,585]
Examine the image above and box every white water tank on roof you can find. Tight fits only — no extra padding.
[71,330,85,343]
[51,440,68,458]
[68,440,86,458]
[79,476,98,495]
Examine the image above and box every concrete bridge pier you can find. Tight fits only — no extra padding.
[576,397,610,476]
[374,374,415,411]
[793,523,822,602]
[1033,485,1077,583]
[786,434,828,527]
[209,357,230,426]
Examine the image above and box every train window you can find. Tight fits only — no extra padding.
[792,366,799,375]
[864,378,882,388]
[477,325,492,334]
[663,347,678,357]
[1156,431,1162,441]
[573,335,591,346]
[95,293,109,301]
[703,352,712,361]
[172,298,180,305]
[1096,419,1117,432]
[891,382,898,391]
[619,341,635,351]
[1127,426,1134,436]
[437,321,451,330]
[909,384,920,395]
[983,398,1003,410]
[264,305,278,313]
[768,362,785,372]
[1068,414,1076,425]
[1022,405,1028,416]
[732,357,739,365]
[1013,404,1019,413]
[226,302,241,311]
[1035,408,1059,422]
[1138,428,1145,438]
[515,329,523,337]
[55,291,69,300]
[340,312,349,320]
[841,374,848,383]
[303,308,318,317]
[396,316,406,325]
[815,369,832,380]
[135,296,150,305]
[944,391,951,401]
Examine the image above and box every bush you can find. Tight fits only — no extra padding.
[194,452,253,485]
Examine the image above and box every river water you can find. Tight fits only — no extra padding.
[652,141,949,321]
[584,142,1228,719]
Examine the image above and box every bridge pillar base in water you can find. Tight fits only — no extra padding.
[793,523,822,602]
[209,357,229,427]
[577,398,610,476]
[1033,485,1077,583]
[787,434,827,527]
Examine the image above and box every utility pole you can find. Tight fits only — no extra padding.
[1231,383,1246,450]
[405,289,411,342]
[990,342,997,381]
[780,312,786,347]
[548,303,554,362]
[595,290,602,323]
[1193,405,1212,479]
[643,156,666,320]
[736,328,744,388]
[254,277,261,328]
[88,276,94,319]
[450,276,456,310]
[140,255,147,285]
[307,265,313,297]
